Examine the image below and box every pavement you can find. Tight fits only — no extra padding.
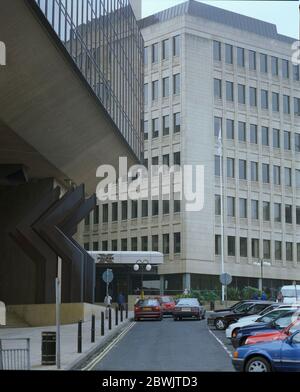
[0,309,133,370]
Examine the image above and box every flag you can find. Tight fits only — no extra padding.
[217,127,223,156]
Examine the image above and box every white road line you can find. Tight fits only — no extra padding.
[82,322,136,371]
[208,327,233,358]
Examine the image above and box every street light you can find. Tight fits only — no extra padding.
[254,259,271,291]
[133,259,152,299]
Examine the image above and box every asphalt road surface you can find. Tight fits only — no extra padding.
[87,317,234,371]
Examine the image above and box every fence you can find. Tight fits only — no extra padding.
[0,338,30,370]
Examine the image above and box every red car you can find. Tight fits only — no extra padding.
[134,299,163,321]
[245,319,300,346]
[157,296,176,315]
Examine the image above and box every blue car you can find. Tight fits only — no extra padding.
[232,331,300,372]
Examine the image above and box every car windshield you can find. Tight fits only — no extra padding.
[288,320,300,334]
[259,304,278,315]
[257,309,291,323]
[272,313,294,329]
[137,299,159,307]
[177,298,199,306]
[160,297,173,303]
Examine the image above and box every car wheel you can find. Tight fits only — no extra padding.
[215,318,226,330]
[173,317,178,321]
[245,356,271,373]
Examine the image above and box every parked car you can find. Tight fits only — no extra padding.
[134,299,163,321]
[173,298,205,321]
[245,318,300,346]
[232,309,300,348]
[207,301,274,330]
[232,331,300,372]
[156,296,176,315]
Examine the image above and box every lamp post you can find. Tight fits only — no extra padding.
[133,259,152,299]
[254,259,271,291]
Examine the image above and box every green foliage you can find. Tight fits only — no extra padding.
[226,287,241,301]
[241,286,262,300]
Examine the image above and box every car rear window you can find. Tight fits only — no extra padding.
[177,298,199,306]
[161,296,173,303]
[137,299,159,307]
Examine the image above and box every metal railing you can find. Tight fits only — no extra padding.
[0,338,31,370]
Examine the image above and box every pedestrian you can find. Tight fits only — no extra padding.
[117,292,125,311]
[183,288,189,296]
[252,292,259,300]
[104,293,112,319]
[277,291,283,303]
[261,291,267,300]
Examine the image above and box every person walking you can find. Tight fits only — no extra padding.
[261,291,267,300]
[104,293,112,319]
[117,292,125,311]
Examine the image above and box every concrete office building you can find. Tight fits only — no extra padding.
[81,0,300,295]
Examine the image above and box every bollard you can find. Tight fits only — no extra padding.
[109,308,112,330]
[101,312,105,336]
[78,320,82,353]
[125,303,128,319]
[91,315,95,343]
[121,306,123,322]
[115,306,118,326]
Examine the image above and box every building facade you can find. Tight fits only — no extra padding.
[81,0,300,296]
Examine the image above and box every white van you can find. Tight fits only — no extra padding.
[280,285,300,304]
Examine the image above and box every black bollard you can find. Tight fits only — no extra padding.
[125,303,128,319]
[115,306,118,326]
[77,320,82,353]
[101,312,105,336]
[109,308,112,330]
[91,314,95,343]
[121,306,123,322]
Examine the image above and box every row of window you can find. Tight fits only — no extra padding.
[213,41,300,81]
[214,78,300,114]
[215,235,300,261]
[143,151,181,169]
[84,232,181,254]
[144,113,181,139]
[214,156,300,187]
[144,35,181,64]
[144,74,181,104]
[214,117,300,151]
[215,195,300,223]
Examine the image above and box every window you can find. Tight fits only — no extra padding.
[296,169,300,188]
[239,198,247,218]
[227,158,235,178]
[238,84,246,104]
[274,203,281,222]
[228,236,235,256]
[162,39,169,60]
[214,116,222,137]
[226,81,234,101]
[173,35,180,56]
[163,234,169,254]
[112,240,118,251]
[214,78,222,99]
[238,121,246,142]
[152,156,158,165]
[174,232,181,253]
[102,204,108,223]
[237,47,245,67]
[261,90,268,109]
[263,240,271,259]
[121,238,127,251]
[152,80,159,101]
[112,202,118,221]
[240,238,248,257]
[251,200,259,220]
[213,40,221,61]
[275,241,282,260]
[271,56,278,76]
[273,165,281,185]
[227,196,235,217]
[285,204,292,224]
[215,235,221,255]
[293,64,300,81]
[296,206,300,225]
[252,239,259,258]
[283,95,290,114]
[152,118,159,138]
[285,167,292,187]
[273,128,280,148]
[282,59,289,79]
[152,235,159,252]
[294,97,300,116]
[272,92,279,112]
[250,124,258,144]
[215,155,221,176]
[263,201,270,221]
[225,44,233,64]
[260,53,268,73]
[249,50,256,70]
[144,83,148,105]
[163,200,169,214]
[162,77,169,97]
[174,199,181,213]
[262,163,270,183]
[93,241,98,251]
[284,131,291,150]
[163,115,169,136]
[94,206,99,224]
[286,242,293,261]
[215,194,221,215]
[121,201,127,220]
[84,213,90,226]
[152,200,159,216]
[141,236,148,251]
[143,47,148,65]
[131,237,137,251]
[174,113,180,133]
[173,74,180,94]
[295,133,300,152]
[142,200,148,217]
[102,240,108,251]
[143,120,148,140]
[226,119,234,139]
[131,200,138,219]
[174,151,181,165]
[251,161,258,181]
[152,43,158,63]
[239,159,247,180]
[262,126,269,146]
[298,244,300,262]
[84,243,89,250]
[250,87,257,106]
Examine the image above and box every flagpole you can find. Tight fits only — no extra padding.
[218,128,225,302]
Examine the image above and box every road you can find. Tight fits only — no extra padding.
[85,317,234,371]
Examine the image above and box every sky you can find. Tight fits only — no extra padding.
[142,0,299,39]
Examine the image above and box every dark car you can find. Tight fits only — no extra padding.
[173,298,206,321]
[157,296,176,315]
[134,299,163,321]
[207,301,274,330]
[232,309,300,348]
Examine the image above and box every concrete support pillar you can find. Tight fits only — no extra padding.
[258,278,263,292]
[160,276,165,295]
[182,273,191,292]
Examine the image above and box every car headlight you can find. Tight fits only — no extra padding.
[233,351,239,359]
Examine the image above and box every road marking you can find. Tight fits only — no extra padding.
[82,322,136,371]
[207,327,233,358]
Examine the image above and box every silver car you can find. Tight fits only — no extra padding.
[173,298,206,321]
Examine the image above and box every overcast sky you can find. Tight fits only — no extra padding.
[142,0,299,39]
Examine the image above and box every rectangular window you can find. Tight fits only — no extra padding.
[261,90,268,109]
[143,47,148,65]
[239,159,247,180]
[94,206,99,224]
[237,47,245,67]
[174,151,181,165]
[84,213,90,226]
[174,113,181,133]
[262,163,270,183]
[84,243,89,250]
[93,241,98,251]
[162,77,169,97]
[273,128,280,148]
[152,43,158,63]
[285,167,292,187]
[293,64,300,81]
[163,200,170,214]
[131,200,138,219]
[152,200,159,216]
[240,237,248,257]
[286,242,293,261]
[214,116,222,137]
[283,95,290,114]
[294,97,300,115]
[173,74,180,94]
[144,83,148,105]
[152,118,159,138]
[163,234,169,254]
[285,204,292,224]
[121,201,128,220]
[152,235,159,252]
[213,40,221,61]
[251,200,259,220]
[238,84,246,104]
[239,198,247,218]
[262,126,269,146]
[215,194,221,215]
[249,50,256,70]
[143,120,148,140]
[141,236,148,251]
[215,155,221,176]
[298,244,300,262]
[174,232,181,253]
[173,35,180,56]
[250,124,258,144]
[102,204,108,223]
[227,157,235,178]
[284,131,291,150]
[274,203,281,222]
[162,39,169,60]
[227,196,235,217]
[272,92,279,112]
[121,238,127,251]
[282,59,289,79]
[295,133,300,152]
[226,81,234,101]
[273,165,281,185]
[238,121,246,142]
[263,240,271,259]
[225,44,233,64]
[111,240,118,251]
[152,156,158,166]
[296,206,300,225]
[215,235,221,255]
[102,240,108,251]
[271,56,278,76]
[214,78,222,99]
[252,239,259,258]
[263,201,270,221]
[226,119,234,139]
[250,87,257,106]
[131,237,137,251]
[142,200,148,217]
[275,241,282,260]
[163,115,169,136]
[296,169,300,188]
[112,202,118,221]
[152,80,159,101]
[174,199,181,213]
[251,161,258,181]
[260,53,268,73]
[228,236,235,256]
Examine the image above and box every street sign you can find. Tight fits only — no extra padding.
[102,269,114,283]
[220,273,232,286]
